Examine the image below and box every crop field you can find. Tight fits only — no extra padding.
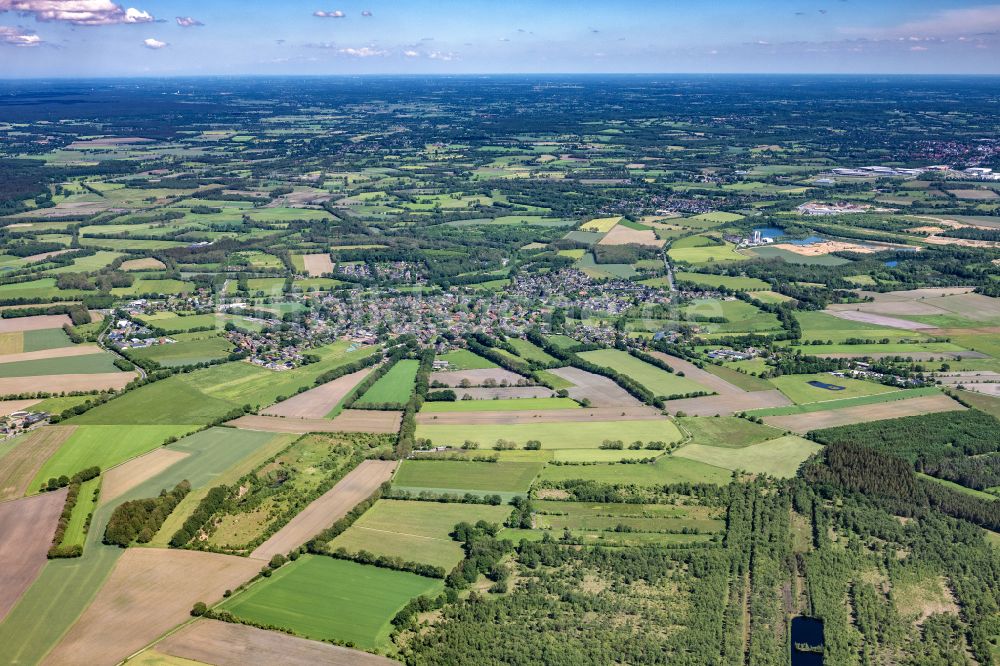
[393,459,543,494]
[329,499,511,569]
[748,386,941,416]
[506,338,558,364]
[768,373,899,404]
[669,240,746,264]
[128,336,235,367]
[421,397,579,412]
[796,311,929,343]
[674,435,822,478]
[154,619,401,666]
[577,349,707,396]
[580,216,622,232]
[29,424,196,492]
[679,416,784,448]
[250,459,397,561]
[0,327,73,355]
[429,367,526,387]
[43,549,260,666]
[435,349,497,370]
[197,433,386,554]
[538,454,733,486]
[764,393,964,433]
[0,489,67,622]
[0,426,76,501]
[700,363,774,391]
[532,500,725,534]
[262,367,372,419]
[71,344,377,426]
[0,351,121,377]
[355,359,419,406]
[220,556,443,650]
[0,314,73,333]
[547,366,644,406]
[674,271,769,290]
[416,418,681,449]
[100,448,189,504]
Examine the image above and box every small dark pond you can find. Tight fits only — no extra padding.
[807,380,845,391]
[791,616,824,665]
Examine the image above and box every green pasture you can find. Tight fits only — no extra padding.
[538,454,733,486]
[355,359,419,406]
[768,373,899,404]
[673,435,821,478]
[577,349,707,396]
[416,419,682,450]
[393,460,543,494]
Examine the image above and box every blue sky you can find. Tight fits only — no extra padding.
[2,0,1000,76]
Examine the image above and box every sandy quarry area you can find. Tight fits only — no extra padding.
[771,240,878,256]
[250,459,397,561]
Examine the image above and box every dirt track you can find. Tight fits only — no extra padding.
[763,394,965,433]
[100,448,190,505]
[42,549,260,666]
[546,367,645,407]
[0,426,76,501]
[230,410,402,434]
[301,253,334,276]
[647,351,744,395]
[430,368,526,387]
[0,344,104,365]
[661,390,791,417]
[416,406,666,425]
[250,459,397,561]
[0,315,72,333]
[0,372,135,394]
[157,619,401,666]
[0,488,67,622]
[262,367,373,419]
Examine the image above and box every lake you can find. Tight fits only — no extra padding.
[791,616,824,665]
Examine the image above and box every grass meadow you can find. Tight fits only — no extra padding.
[416,419,683,450]
[539,454,733,486]
[673,435,822,478]
[393,460,543,494]
[577,349,707,396]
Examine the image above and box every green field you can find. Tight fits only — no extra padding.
[0,352,122,378]
[30,424,197,491]
[577,349,707,396]
[329,499,511,569]
[535,369,575,390]
[533,499,725,534]
[668,240,746,264]
[0,426,284,664]
[393,459,542,494]
[355,359,419,406]
[422,398,576,413]
[127,336,234,367]
[70,342,376,426]
[416,419,682,450]
[62,476,101,547]
[785,341,967,356]
[220,556,443,650]
[22,328,74,352]
[136,312,265,333]
[768,373,899,405]
[545,334,580,350]
[539,454,733,486]
[679,416,784,448]
[673,435,822,478]
[748,387,942,416]
[506,338,558,364]
[674,271,769,291]
[435,349,497,370]
[701,363,774,391]
[796,311,929,343]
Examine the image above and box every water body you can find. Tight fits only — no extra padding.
[791,616,825,665]
[885,260,899,267]
[753,226,785,239]
[808,380,845,391]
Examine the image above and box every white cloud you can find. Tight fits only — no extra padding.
[175,16,203,27]
[0,1,154,25]
[338,45,387,57]
[313,9,345,18]
[361,10,372,17]
[0,24,40,45]
[428,50,458,61]
[143,37,166,49]
[403,49,419,57]
[848,5,1000,39]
